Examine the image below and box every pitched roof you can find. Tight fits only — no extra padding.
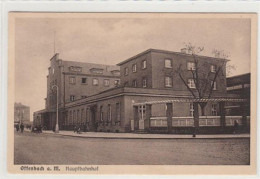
[117,48,229,66]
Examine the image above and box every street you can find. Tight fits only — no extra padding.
[14,131,250,165]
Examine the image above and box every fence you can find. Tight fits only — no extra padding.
[150,116,250,127]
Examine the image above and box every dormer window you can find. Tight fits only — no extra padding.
[69,66,82,72]
[111,70,120,76]
[90,68,103,74]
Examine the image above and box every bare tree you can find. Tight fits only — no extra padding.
[176,43,232,136]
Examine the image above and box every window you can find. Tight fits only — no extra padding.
[210,65,216,73]
[190,103,194,117]
[211,81,217,90]
[69,66,82,72]
[93,78,99,86]
[86,108,89,124]
[77,110,80,123]
[142,78,147,88]
[69,111,73,124]
[188,79,196,89]
[73,110,76,124]
[107,104,112,122]
[187,62,196,70]
[111,70,120,76]
[90,68,103,74]
[165,76,172,87]
[124,67,129,76]
[142,60,147,69]
[124,82,129,87]
[69,77,76,84]
[81,109,84,123]
[52,68,55,74]
[138,105,146,120]
[165,59,172,68]
[116,103,120,124]
[211,104,217,116]
[70,95,75,101]
[114,80,120,87]
[132,64,137,72]
[132,80,137,87]
[104,79,110,87]
[100,106,103,121]
[81,77,87,84]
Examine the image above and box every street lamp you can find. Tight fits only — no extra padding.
[52,85,59,133]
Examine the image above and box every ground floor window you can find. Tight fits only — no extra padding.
[142,77,147,88]
[85,108,89,125]
[107,104,112,123]
[73,110,76,124]
[81,109,84,124]
[212,103,218,116]
[138,105,146,120]
[115,102,120,125]
[100,106,103,122]
[190,103,194,117]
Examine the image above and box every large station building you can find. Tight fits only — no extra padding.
[34,49,250,134]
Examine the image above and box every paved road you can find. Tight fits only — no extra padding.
[14,132,250,165]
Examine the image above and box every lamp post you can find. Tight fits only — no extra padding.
[52,85,59,133]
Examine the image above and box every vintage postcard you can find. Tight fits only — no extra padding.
[7,12,257,175]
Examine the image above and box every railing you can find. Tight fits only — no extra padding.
[172,117,194,127]
[150,116,250,127]
[150,117,167,127]
[225,116,243,126]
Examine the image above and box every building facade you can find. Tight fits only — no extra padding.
[14,103,30,125]
[34,49,250,134]
[226,73,250,116]
[118,49,226,93]
[34,53,120,130]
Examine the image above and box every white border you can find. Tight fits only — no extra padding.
[1,1,259,179]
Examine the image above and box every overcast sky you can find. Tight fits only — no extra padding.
[14,14,251,120]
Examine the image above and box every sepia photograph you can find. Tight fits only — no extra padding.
[7,12,257,175]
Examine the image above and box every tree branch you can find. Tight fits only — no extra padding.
[178,64,197,98]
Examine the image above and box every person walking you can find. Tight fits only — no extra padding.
[234,120,239,134]
[15,124,19,132]
[20,123,24,133]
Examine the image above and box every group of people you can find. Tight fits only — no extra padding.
[73,125,82,134]
[15,123,24,133]
[73,125,88,134]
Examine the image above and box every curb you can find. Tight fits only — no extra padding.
[41,132,250,140]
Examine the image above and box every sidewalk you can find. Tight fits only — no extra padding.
[41,130,250,139]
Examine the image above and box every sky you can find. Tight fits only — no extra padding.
[14,13,251,120]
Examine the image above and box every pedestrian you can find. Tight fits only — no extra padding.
[77,127,81,134]
[20,123,24,133]
[15,124,19,132]
[74,125,78,133]
[234,120,239,134]
[83,124,87,132]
